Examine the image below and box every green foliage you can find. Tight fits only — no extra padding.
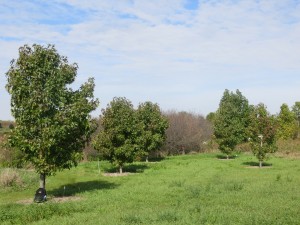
[0,147,25,168]
[248,103,277,166]
[214,89,250,157]
[93,98,169,171]
[205,112,215,124]
[5,44,98,183]
[292,102,300,121]
[277,103,297,140]
[93,97,141,172]
[292,101,300,138]
[136,102,168,160]
[0,134,25,168]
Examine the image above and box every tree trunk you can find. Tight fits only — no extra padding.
[226,154,229,160]
[259,161,262,168]
[39,173,46,189]
[146,156,149,163]
[119,166,123,174]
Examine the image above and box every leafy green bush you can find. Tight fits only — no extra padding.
[0,141,25,168]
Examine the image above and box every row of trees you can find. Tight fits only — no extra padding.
[4,43,297,194]
[3,44,214,194]
[210,89,299,166]
[4,44,170,192]
[93,98,168,173]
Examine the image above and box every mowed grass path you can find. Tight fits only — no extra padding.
[1,153,300,224]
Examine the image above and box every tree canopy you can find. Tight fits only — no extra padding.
[292,102,300,138]
[136,102,168,161]
[277,103,297,140]
[93,97,142,173]
[214,89,250,158]
[5,44,99,189]
[248,103,277,167]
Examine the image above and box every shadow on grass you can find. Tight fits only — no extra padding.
[242,161,273,167]
[105,163,149,173]
[147,157,166,162]
[48,180,118,197]
[216,154,238,159]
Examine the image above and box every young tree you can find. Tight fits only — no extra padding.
[277,104,297,140]
[248,103,277,168]
[136,102,168,162]
[292,102,300,138]
[5,44,98,192]
[214,89,250,159]
[93,97,141,173]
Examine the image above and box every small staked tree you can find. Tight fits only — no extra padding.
[136,102,168,162]
[214,89,250,159]
[5,44,99,192]
[93,97,142,173]
[277,104,297,140]
[248,103,277,168]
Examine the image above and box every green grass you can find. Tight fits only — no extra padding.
[1,153,300,224]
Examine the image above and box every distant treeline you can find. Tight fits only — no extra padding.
[0,121,15,130]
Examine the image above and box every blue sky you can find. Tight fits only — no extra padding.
[1,0,300,120]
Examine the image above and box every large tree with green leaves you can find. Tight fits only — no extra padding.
[277,103,297,140]
[136,102,168,162]
[93,97,142,173]
[214,89,250,159]
[248,103,277,168]
[292,102,300,138]
[5,44,99,191]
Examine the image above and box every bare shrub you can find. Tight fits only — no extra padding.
[236,142,252,153]
[0,168,23,187]
[160,110,213,155]
[83,118,101,161]
[275,138,300,158]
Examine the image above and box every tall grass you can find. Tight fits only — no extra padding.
[0,154,300,224]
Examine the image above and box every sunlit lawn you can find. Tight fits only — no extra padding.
[1,153,300,224]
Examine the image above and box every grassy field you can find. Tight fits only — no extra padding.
[0,153,300,225]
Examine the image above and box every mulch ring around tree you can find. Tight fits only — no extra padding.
[243,161,272,168]
[16,196,82,205]
[103,172,133,177]
[245,166,272,169]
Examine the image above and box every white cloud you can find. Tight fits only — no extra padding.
[1,0,300,120]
